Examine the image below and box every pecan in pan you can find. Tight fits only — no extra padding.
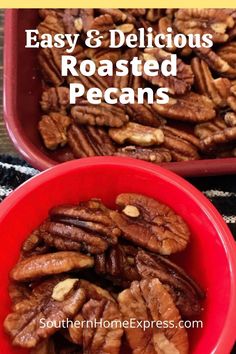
[195,117,236,152]
[71,101,128,128]
[191,57,231,108]
[110,193,190,255]
[115,146,172,163]
[4,277,86,348]
[10,251,94,282]
[143,48,194,95]
[38,113,71,150]
[118,279,189,354]
[153,92,216,123]
[109,122,164,146]
[67,124,116,158]
[162,125,200,161]
[40,87,71,114]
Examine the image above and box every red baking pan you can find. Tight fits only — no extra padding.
[3,9,236,176]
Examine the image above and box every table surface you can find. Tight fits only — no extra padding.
[0,10,17,155]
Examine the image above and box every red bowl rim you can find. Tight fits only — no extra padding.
[4,9,236,176]
[0,156,235,352]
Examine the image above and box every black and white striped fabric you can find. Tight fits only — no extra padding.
[0,154,236,241]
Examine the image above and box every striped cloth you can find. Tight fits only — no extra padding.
[0,154,236,241]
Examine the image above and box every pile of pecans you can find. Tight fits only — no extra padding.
[4,193,205,353]
[37,9,236,164]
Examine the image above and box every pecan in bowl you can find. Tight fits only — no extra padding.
[3,192,205,353]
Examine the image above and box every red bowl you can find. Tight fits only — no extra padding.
[0,157,235,353]
[4,9,236,177]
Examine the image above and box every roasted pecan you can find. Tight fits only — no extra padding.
[50,199,120,239]
[199,125,236,152]
[67,70,110,93]
[194,47,236,79]
[136,250,205,318]
[216,42,236,76]
[143,48,194,95]
[191,57,231,107]
[10,251,94,282]
[38,113,71,150]
[82,298,123,354]
[95,244,140,286]
[174,9,234,43]
[113,49,142,91]
[37,15,65,38]
[4,277,86,348]
[40,200,121,254]
[39,45,85,86]
[162,125,200,161]
[115,146,172,163]
[40,87,70,114]
[153,92,216,123]
[67,124,116,158]
[21,230,50,258]
[38,48,64,86]
[71,101,128,128]
[110,193,190,255]
[126,102,164,127]
[118,279,189,354]
[80,279,115,302]
[9,282,32,305]
[194,117,227,140]
[109,122,164,146]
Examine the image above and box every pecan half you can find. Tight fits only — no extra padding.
[40,200,120,254]
[194,47,236,79]
[109,122,164,146]
[40,87,70,114]
[136,250,205,318]
[216,42,236,76]
[4,277,86,348]
[37,15,65,38]
[71,102,128,128]
[82,298,123,354]
[110,193,190,255]
[38,48,64,86]
[95,244,140,286]
[174,9,234,43]
[10,252,94,282]
[153,92,216,123]
[198,124,236,152]
[38,113,71,150]
[143,48,194,95]
[162,126,200,161]
[126,102,164,127]
[21,230,50,258]
[191,57,231,107]
[118,279,189,354]
[67,124,116,158]
[115,146,172,163]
